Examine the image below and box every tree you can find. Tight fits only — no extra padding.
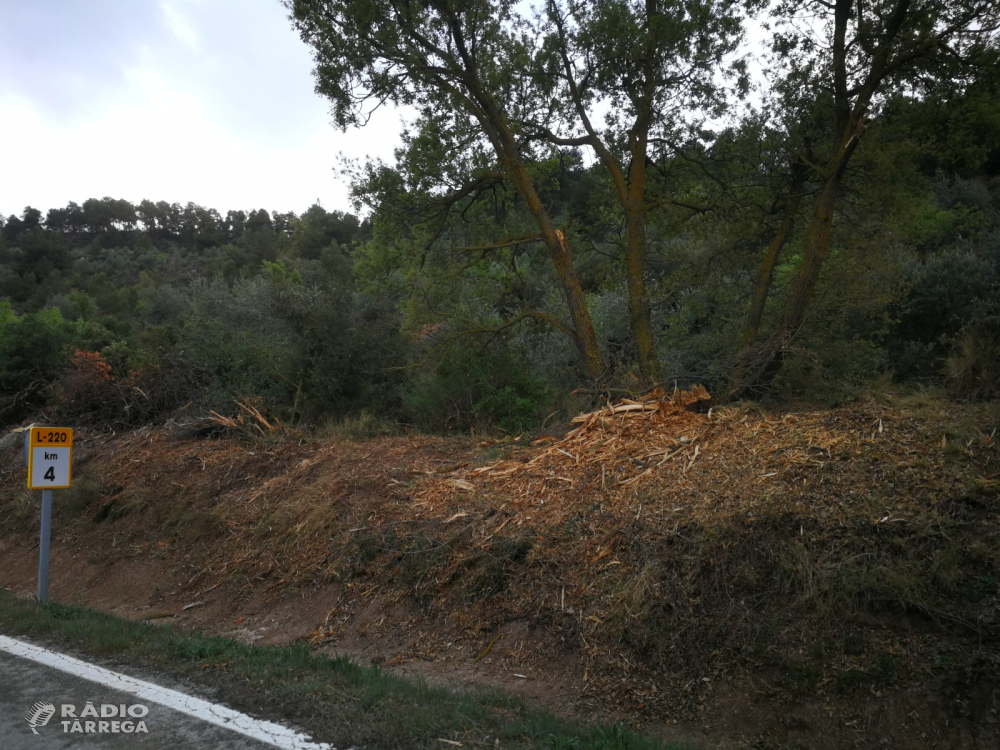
[533,0,750,383]
[82,197,114,235]
[225,210,248,240]
[291,203,362,259]
[157,201,182,238]
[64,202,86,234]
[180,203,200,245]
[246,208,273,234]
[137,199,164,235]
[22,206,42,232]
[197,207,224,248]
[287,0,606,379]
[2,214,24,244]
[734,0,1000,394]
[272,211,296,236]
[45,206,69,233]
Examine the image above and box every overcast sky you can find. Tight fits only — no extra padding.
[0,0,405,220]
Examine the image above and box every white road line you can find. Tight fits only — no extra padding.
[0,635,333,750]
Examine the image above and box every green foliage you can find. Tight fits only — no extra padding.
[0,298,15,327]
[0,199,391,429]
[895,252,996,346]
[261,258,302,284]
[406,345,552,433]
[0,305,71,421]
[3,43,1000,425]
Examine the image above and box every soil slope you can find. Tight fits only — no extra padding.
[1,392,999,749]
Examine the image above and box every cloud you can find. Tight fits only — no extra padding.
[0,0,404,217]
[160,0,200,52]
[0,1,161,119]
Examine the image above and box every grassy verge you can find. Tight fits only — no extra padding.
[0,591,688,750]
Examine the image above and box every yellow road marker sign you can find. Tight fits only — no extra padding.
[27,427,73,489]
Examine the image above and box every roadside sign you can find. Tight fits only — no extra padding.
[27,427,73,489]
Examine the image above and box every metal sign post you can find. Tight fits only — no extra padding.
[38,490,53,602]
[24,427,73,603]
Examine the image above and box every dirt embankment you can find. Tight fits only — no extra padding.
[1,393,999,749]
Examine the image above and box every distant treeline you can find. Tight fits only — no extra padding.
[2,199,360,253]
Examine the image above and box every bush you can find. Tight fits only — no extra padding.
[49,349,207,428]
[406,345,551,433]
[0,305,71,424]
[891,250,998,379]
[176,274,405,422]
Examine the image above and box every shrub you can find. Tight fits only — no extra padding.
[406,345,551,433]
[890,250,998,379]
[0,306,70,424]
[50,349,207,428]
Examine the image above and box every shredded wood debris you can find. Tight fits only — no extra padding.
[3,388,997,728]
[410,386,996,537]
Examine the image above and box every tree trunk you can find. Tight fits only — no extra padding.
[625,134,660,385]
[732,116,862,398]
[549,16,659,386]
[474,96,606,380]
[625,209,659,384]
[732,172,842,397]
[729,179,806,396]
[502,151,606,380]
[780,174,840,338]
[738,166,809,353]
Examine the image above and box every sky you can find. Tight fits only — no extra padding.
[0,0,406,220]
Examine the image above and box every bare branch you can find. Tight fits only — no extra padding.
[455,234,544,254]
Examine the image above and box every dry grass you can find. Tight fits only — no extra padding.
[316,410,403,441]
[12,488,35,519]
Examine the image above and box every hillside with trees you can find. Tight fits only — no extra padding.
[3,99,999,431]
[2,1,999,434]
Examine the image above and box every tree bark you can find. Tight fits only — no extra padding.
[729,168,808,396]
[738,163,809,354]
[625,208,659,385]
[779,173,841,340]
[496,142,606,380]
[547,3,658,385]
[625,129,660,386]
[733,128,859,397]
[451,37,607,380]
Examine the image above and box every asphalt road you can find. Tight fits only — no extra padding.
[0,649,307,749]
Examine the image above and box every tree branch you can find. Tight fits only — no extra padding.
[457,309,577,340]
[455,234,544,254]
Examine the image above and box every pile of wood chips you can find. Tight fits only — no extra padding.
[415,386,723,516]
[415,385,988,530]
